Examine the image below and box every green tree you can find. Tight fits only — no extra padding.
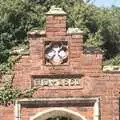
[0,0,120,74]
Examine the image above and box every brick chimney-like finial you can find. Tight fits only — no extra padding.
[46,6,67,38]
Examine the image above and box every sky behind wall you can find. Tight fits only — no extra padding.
[92,0,120,7]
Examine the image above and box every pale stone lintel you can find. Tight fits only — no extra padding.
[46,6,66,15]
[16,97,99,103]
[27,30,46,36]
[103,66,120,72]
[67,28,83,34]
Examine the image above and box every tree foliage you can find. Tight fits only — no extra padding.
[0,0,120,73]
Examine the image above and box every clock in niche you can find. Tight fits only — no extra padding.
[45,41,68,65]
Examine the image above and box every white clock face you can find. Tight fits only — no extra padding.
[45,41,68,65]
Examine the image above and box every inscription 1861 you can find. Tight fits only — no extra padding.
[32,77,83,89]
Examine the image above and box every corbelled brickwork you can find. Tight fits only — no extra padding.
[0,6,120,120]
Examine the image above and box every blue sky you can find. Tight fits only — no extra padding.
[92,0,120,7]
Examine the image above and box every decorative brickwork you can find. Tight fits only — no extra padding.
[0,6,120,120]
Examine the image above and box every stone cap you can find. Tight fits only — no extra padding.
[46,6,66,15]
[103,66,120,72]
[67,28,83,34]
[27,30,46,36]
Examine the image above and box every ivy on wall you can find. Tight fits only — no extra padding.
[0,81,37,106]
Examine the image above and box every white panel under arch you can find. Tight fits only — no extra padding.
[30,107,87,120]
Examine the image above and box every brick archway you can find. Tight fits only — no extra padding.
[30,108,87,120]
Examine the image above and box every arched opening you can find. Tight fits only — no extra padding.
[30,108,87,120]
[46,116,72,120]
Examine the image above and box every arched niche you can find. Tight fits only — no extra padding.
[30,108,87,120]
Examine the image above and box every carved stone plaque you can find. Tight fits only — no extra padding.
[32,77,83,89]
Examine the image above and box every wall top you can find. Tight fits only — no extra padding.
[46,6,66,15]
[67,28,83,34]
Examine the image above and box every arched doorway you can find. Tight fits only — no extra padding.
[30,108,87,120]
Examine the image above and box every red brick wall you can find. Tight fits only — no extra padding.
[46,15,66,37]
[0,7,120,120]
[0,105,14,120]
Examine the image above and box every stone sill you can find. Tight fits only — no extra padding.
[103,66,120,72]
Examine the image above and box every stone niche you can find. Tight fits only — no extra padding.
[44,41,68,65]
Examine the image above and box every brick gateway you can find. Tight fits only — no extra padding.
[0,6,120,120]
